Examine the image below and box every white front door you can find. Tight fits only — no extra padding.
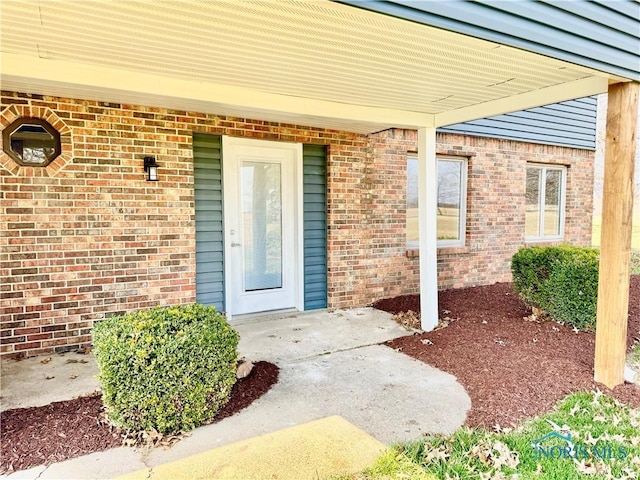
[222,137,302,316]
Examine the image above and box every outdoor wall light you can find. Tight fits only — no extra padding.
[144,156,159,181]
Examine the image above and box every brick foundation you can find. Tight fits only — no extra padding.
[1,92,593,356]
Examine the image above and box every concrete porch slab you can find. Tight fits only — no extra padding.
[1,351,100,412]
[233,307,412,363]
[1,308,470,480]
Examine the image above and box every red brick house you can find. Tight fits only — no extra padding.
[0,92,595,357]
[1,0,636,387]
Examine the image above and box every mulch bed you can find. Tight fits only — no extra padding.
[376,277,640,430]
[0,361,278,474]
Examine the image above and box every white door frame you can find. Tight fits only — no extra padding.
[222,136,304,320]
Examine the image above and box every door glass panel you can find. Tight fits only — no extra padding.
[241,161,283,291]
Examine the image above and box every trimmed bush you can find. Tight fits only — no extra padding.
[544,247,599,331]
[511,246,599,331]
[93,304,239,434]
[511,246,566,310]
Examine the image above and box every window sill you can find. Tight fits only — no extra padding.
[406,244,469,258]
[525,237,564,245]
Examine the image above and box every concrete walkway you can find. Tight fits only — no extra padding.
[2,308,470,480]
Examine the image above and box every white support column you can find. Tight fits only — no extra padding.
[418,127,439,331]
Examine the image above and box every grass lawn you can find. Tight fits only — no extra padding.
[336,392,640,480]
[593,213,640,275]
[407,207,459,242]
[592,213,640,250]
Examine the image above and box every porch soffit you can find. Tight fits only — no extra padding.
[0,0,622,133]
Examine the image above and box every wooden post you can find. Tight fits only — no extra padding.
[594,82,639,389]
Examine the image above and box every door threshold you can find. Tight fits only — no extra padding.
[229,308,301,326]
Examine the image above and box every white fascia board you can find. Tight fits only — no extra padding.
[0,53,435,131]
[435,76,610,127]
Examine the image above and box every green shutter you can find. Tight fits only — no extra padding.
[193,133,225,310]
[303,144,328,310]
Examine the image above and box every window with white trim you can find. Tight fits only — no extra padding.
[525,164,566,241]
[407,156,467,248]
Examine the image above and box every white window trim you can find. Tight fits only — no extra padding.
[525,163,567,242]
[407,155,468,249]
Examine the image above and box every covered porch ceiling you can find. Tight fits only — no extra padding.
[0,0,627,134]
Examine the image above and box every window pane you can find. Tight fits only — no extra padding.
[406,158,419,243]
[544,169,561,236]
[406,157,466,245]
[525,168,541,237]
[437,160,462,241]
[9,124,57,165]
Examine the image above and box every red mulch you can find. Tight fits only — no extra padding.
[376,277,640,429]
[0,361,278,474]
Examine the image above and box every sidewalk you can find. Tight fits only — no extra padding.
[2,308,471,479]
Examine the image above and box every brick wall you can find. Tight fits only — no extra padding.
[0,92,371,356]
[365,129,594,298]
[0,92,594,357]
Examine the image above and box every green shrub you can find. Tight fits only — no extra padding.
[511,245,599,331]
[511,246,570,310]
[93,304,239,434]
[544,247,599,331]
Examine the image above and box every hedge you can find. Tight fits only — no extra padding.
[511,245,599,331]
[93,304,239,434]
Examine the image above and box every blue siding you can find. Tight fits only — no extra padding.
[338,0,640,81]
[303,144,328,310]
[439,97,597,149]
[193,133,225,311]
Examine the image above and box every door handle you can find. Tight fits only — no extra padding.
[231,242,242,247]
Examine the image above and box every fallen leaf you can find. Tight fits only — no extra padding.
[584,431,598,446]
[592,389,604,405]
[545,419,571,433]
[424,445,449,462]
[40,357,52,364]
[574,459,597,475]
[70,374,78,379]
[569,403,580,416]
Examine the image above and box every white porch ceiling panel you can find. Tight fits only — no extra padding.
[0,0,617,132]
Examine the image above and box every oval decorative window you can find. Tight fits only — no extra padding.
[2,117,62,166]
